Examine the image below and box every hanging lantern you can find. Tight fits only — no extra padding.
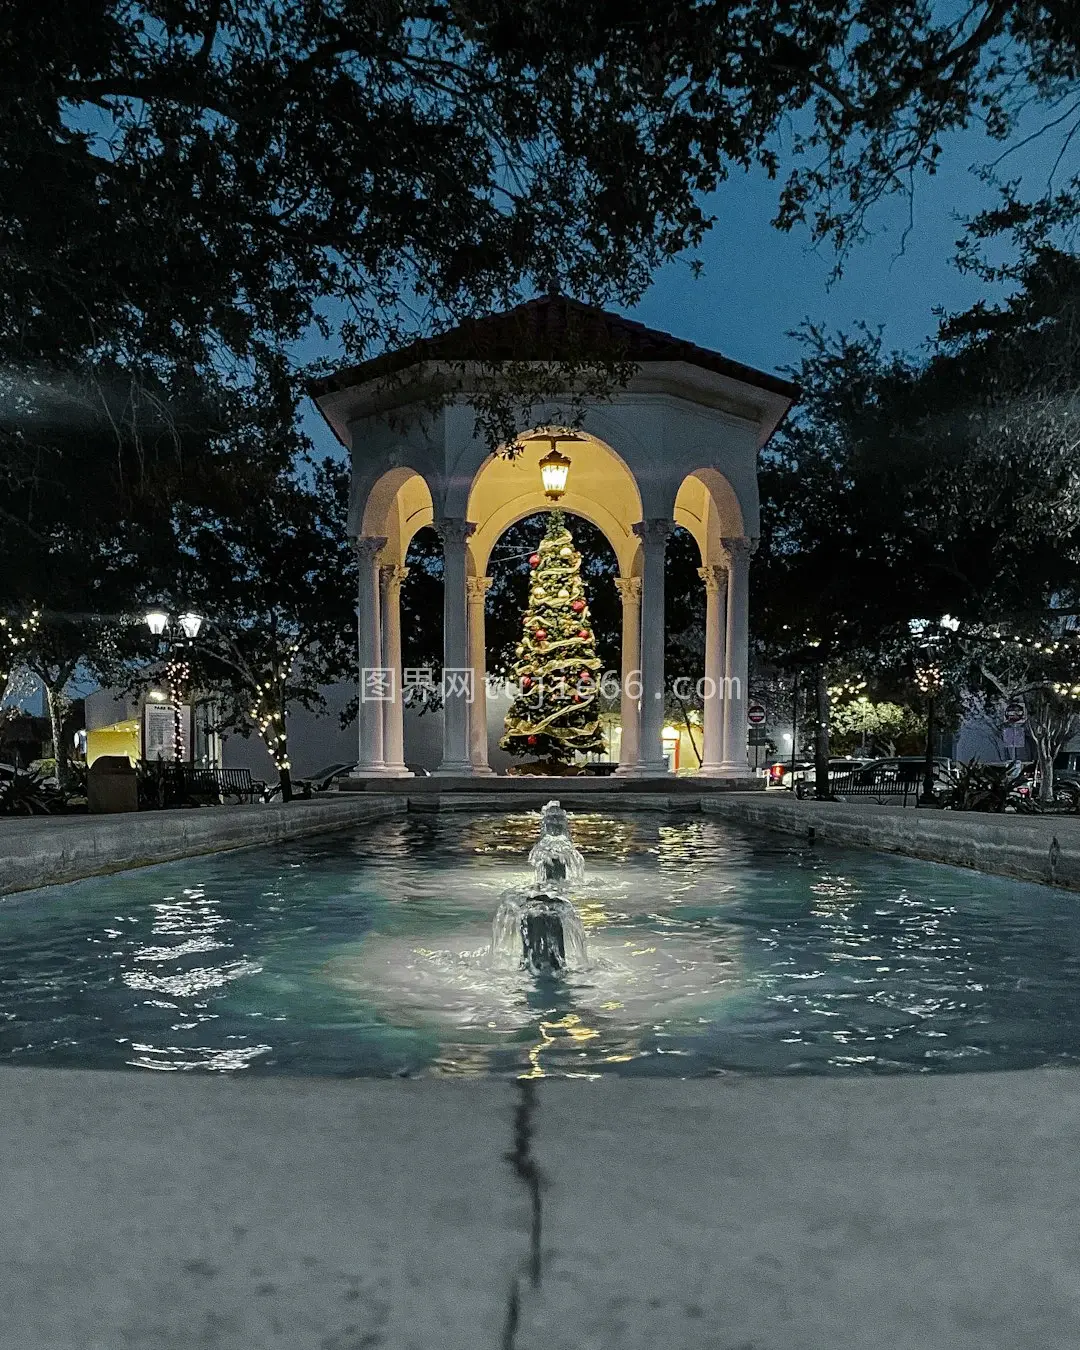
[539,445,571,500]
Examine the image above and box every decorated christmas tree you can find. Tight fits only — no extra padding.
[500,511,605,766]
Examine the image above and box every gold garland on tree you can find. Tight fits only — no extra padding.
[500,511,605,765]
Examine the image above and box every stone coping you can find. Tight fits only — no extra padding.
[0,796,407,897]
[3,1064,1080,1349]
[705,792,1080,889]
[338,772,763,792]
[404,791,719,812]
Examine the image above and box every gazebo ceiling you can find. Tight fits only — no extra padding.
[308,293,800,403]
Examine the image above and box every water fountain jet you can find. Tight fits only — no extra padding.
[491,801,589,975]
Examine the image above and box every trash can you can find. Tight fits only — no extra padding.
[87,755,139,814]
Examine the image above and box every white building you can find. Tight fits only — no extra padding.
[310,295,796,779]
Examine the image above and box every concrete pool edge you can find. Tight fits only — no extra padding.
[9,789,1077,895]
[4,1064,1080,1349]
[705,792,1080,890]
[0,796,408,895]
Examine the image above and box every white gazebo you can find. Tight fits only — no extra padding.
[310,297,797,779]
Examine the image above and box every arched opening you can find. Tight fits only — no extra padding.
[484,508,622,772]
[352,467,435,778]
[673,468,743,565]
[467,430,643,577]
[669,467,751,778]
[400,525,443,677]
[485,509,621,676]
[665,525,706,772]
[359,466,434,564]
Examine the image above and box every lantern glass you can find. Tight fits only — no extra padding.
[539,447,571,499]
[179,611,203,639]
[145,610,169,637]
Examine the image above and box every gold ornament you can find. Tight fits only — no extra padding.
[558,588,570,599]
[559,545,573,558]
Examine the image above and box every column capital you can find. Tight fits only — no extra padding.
[379,562,409,595]
[697,564,727,595]
[352,535,387,560]
[632,518,673,548]
[719,535,757,563]
[436,518,476,546]
[466,575,493,601]
[615,575,642,604]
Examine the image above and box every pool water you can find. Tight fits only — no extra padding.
[3,811,1080,1079]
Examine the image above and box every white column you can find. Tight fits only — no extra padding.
[353,536,387,774]
[632,518,672,775]
[467,575,495,774]
[613,576,642,775]
[379,562,411,777]
[697,563,728,775]
[435,518,475,775]
[719,536,754,776]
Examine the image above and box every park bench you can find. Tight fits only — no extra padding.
[140,762,263,807]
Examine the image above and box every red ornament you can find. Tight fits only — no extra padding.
[527,735,538,746]
[580,671,592,682]
[521,675,532,688]
[528,554,540,568]
[571,599,585,613]
[578,629,590,639]
[534,629,547,642]
[573,693,582,703]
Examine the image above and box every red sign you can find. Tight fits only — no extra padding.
[1004,701,1026,726]
[747,702,767,727]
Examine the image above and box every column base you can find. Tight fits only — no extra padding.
[714,762,755,778]
[349,764,405,779]
[613,762,640,777]
[695,762,731,778]
[467,763,497,776]
[617,760,671,778]
[433,760,479,776]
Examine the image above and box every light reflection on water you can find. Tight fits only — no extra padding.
[2,811,1080,1078]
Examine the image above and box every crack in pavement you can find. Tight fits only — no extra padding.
[501,1079,543,1349]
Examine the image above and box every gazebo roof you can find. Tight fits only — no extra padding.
[308,294,800,402]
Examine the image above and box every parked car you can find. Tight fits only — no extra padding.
[768,760,810,788]
[1016,759,1080,808]
[785,758,872,795]
[830,756,955,800]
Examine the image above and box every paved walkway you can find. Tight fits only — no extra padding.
[2,1066,1079,1349]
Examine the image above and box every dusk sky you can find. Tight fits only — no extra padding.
[306,112,1059,455]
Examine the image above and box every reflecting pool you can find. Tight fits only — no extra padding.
[3,811,1079,1078]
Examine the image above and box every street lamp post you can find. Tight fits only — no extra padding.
[910,616,958,805]
[145,609,203,763]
